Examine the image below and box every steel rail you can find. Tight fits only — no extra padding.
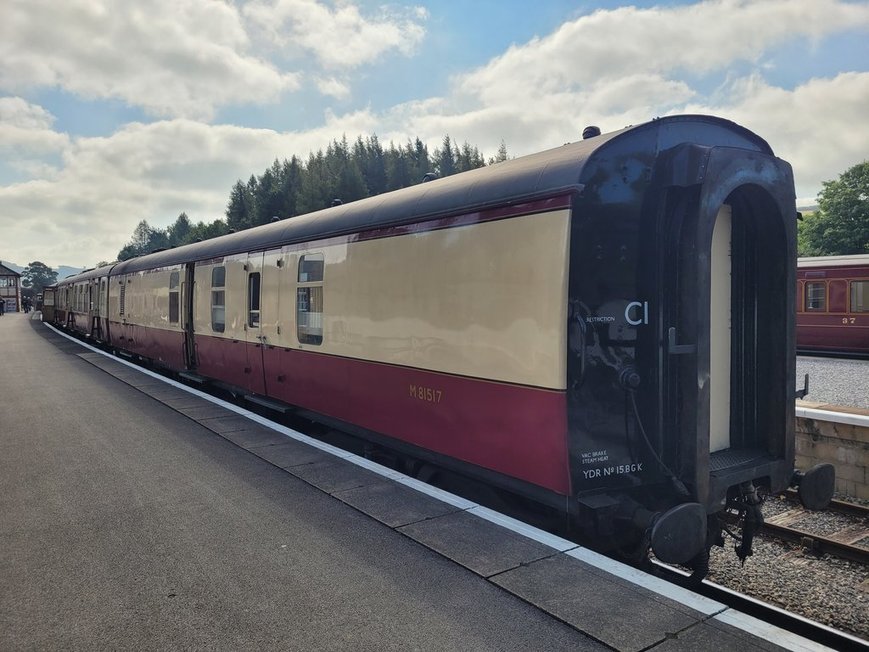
[760,521,869,565]
[783,489,869,519]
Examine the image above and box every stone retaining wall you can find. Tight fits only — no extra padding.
[795,401,869,500]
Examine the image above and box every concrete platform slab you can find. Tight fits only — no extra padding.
[289,459,383,494]
[175,404,238,420]
[335,479,462,528]
[398,510,557,577]
[250,440,335,469]
[195,414,255,434]
[218,424,297,448]
[137,383,203,404]
[649,618,782,651]
[491,554,704,652]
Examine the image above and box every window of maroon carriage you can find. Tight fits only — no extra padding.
[851,280,869,313]
[805,282,826,312]
[248,272,260,328]
[169,271,180,324]
[211,266,226,333]
[297,254,323,345]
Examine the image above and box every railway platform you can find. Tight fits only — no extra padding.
[0,312,831,651]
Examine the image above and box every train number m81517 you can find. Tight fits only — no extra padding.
[409,384,442,404]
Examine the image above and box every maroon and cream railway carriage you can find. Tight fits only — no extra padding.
[39,286,56,322]
[797,254,869,356]
[53,266,112,340]
[55,115,833,574]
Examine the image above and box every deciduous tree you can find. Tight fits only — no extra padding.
[22,261,58,293]
[799,161,869,256]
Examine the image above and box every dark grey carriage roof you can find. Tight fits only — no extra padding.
[57,266,112,283]
[65,114,770,283]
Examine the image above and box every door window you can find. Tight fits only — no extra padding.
[248,272,261,327]
[297,254,324,345]
[211,266,226,332]
[169,271,180,323]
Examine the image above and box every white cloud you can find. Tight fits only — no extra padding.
[0,97,69,150]
[682,71,869,201]
[0,111,386,266]
[243,0,427,69]
[458,0,869,105]
[316,76,352,100]
[0,97,69,179]
[0,0,299,119]
[388,0,869,199]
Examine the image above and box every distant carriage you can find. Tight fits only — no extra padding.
[797,254,869,357]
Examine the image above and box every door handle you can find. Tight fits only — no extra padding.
[668,327,696,355]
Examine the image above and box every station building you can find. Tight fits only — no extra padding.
[0,261,23,313]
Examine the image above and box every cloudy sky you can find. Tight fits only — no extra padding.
[1,0,868,269]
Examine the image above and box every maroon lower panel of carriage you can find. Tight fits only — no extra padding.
[193,334,572,496]
[797,316,869,355]
[107,321,186,371]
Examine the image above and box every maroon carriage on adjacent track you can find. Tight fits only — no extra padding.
[797,254,869,357]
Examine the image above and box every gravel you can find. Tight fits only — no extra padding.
[706,496,869,640]
[708,539,868,639]
[796,356,869,409]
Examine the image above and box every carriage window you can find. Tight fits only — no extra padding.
[169,271,180,324]
[99,280,106,317]
[298,255,324,283]
[248,273,260,327]
[297,254,323,345]
[805,282,826,312]
[851,280,869,313]
[211,266,226,332]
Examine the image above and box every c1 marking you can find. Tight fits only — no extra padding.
[625,301,649,326]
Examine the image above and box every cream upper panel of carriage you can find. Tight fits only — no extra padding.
[194,209,570,389]
[192,255,250,339]
[323,210,570,389]
[110,266,183,330]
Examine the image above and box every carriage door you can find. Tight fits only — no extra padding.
[97,278,108,340]
[244,252,267,395]
[181,262,196,369]
[260,249,285,398]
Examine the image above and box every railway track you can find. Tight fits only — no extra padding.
[761,492,869,564]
